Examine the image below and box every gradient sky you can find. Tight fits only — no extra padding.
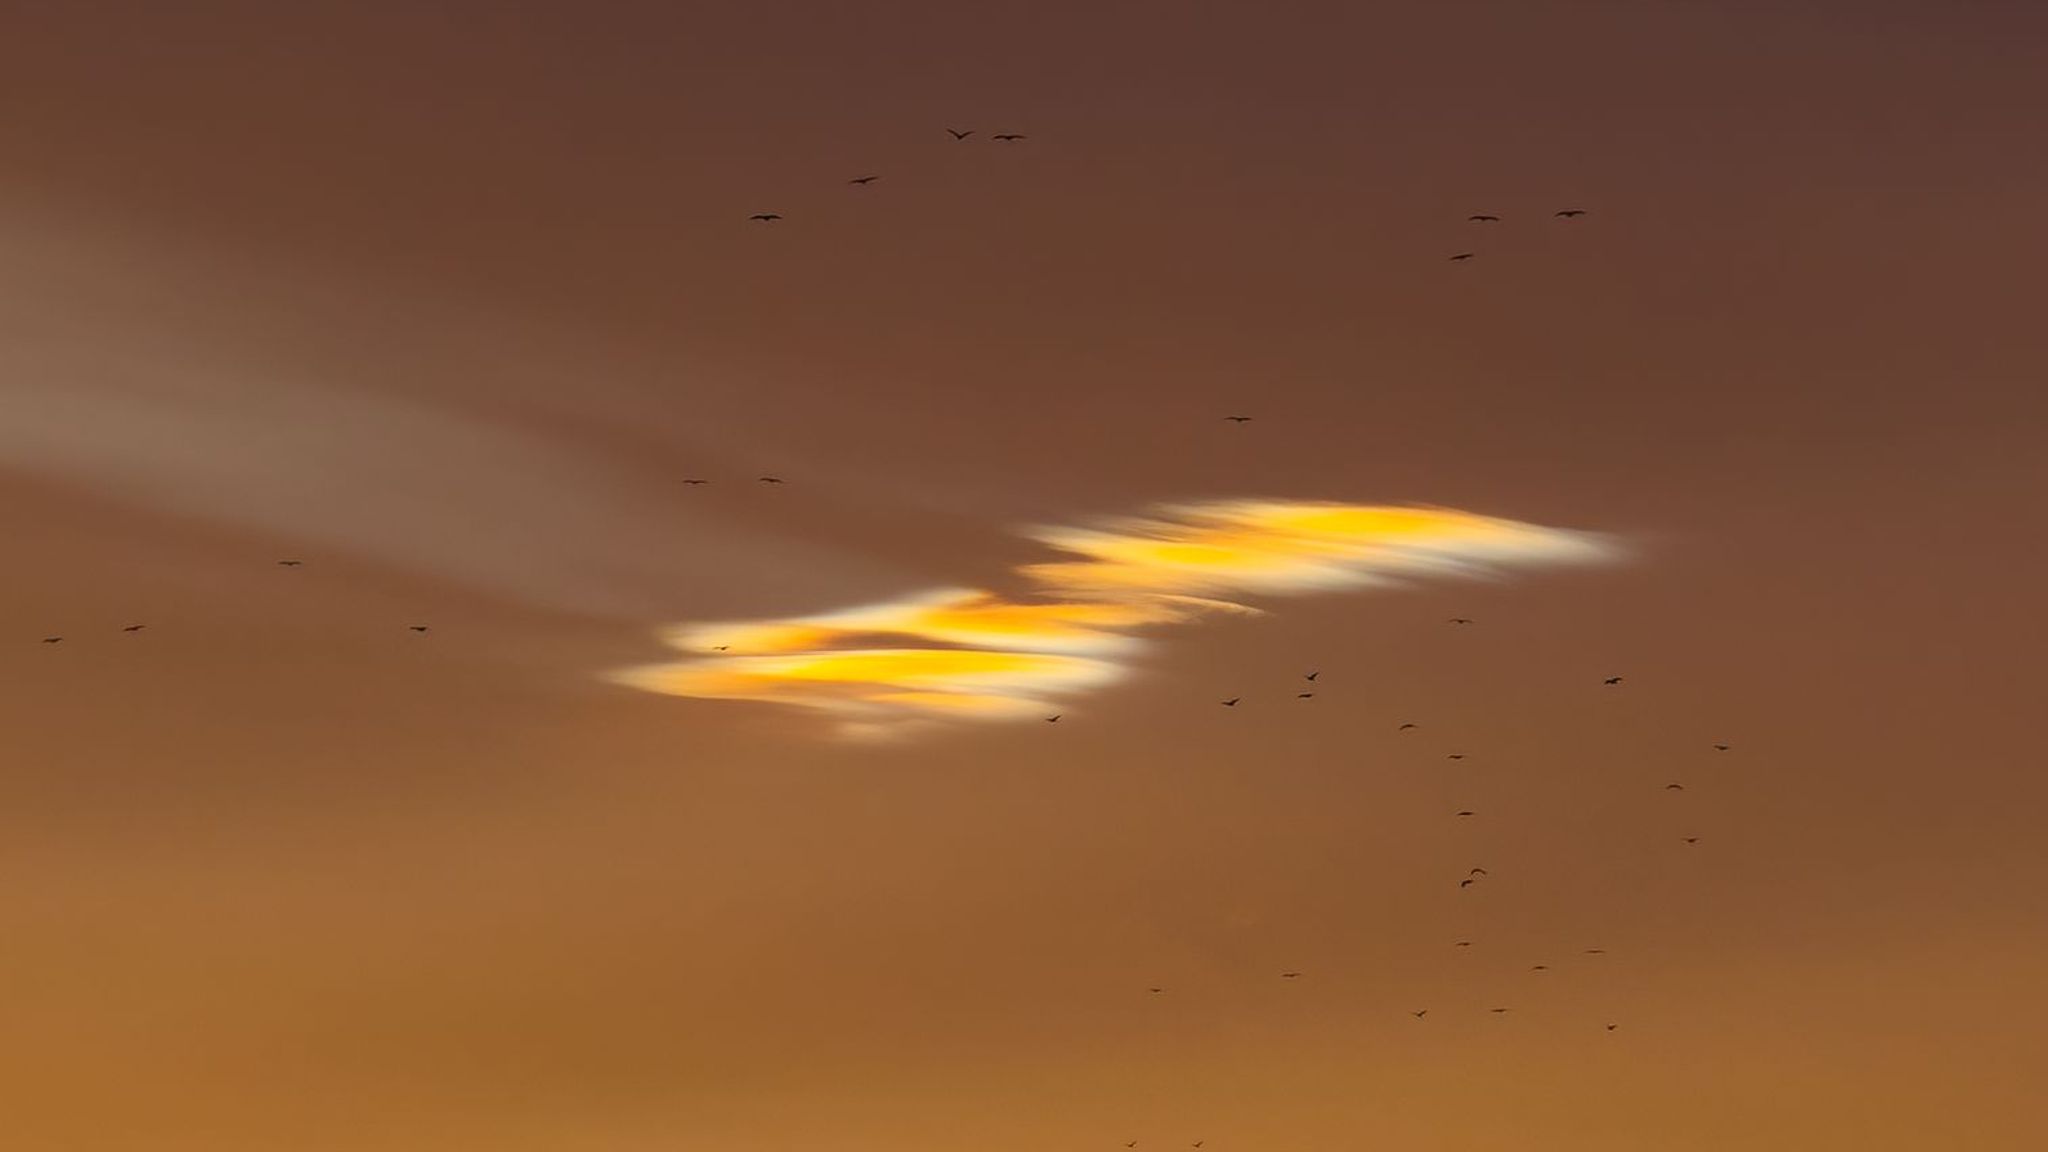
[3,2,2047,1149]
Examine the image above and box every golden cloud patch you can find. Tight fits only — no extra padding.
[608,502,1615,736]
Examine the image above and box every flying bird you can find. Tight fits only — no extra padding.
[1454,941,1473,948]
[277,560,303,568]
[40,636,62,644]
[1456,810,1475,817]
[747,213,783,222]
[1603,676,1624,685]
[1468,867,1489,877]
[1280,971,1301,979]
[1411,1009,1429,1018]
[122,624,145,633]
[991,133,1027,141]
[408,625,430,634]
[1459,877,1479,888]
[1530,965,1550,972]
[1297,692,1315,699]
[1220,697,1240,706]
[1490,1007,1511,1014]
[1045,715,1062,723]
[1467,214,1500,222]
[1446,753,1466,761]
[1584,948,1607,955]
[1147,988,1164,994]
[683,478,710,485]
[1448,617,1474,624]
[711,645,731,652]
[1682,836,1700,845]
[1665,783,1686,791]
[947,128,974,140]
[1555,208,1588,218]
[848,175,879,185]
[1713,743,1731,751]
[1607,1023,1619,1031]
[1303,671,1319,682]
[1223,415,1253,423]
[1397,722,1418,731]
[1449,252,1475,261]
[758,476,785,484]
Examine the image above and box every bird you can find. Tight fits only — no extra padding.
[991,133,1027,141]
[1490,1007,1511,1014]
[747,213,782,222]
[1045,715,1062,724]
[1584,948,1607,955]
[1606,1023,1619,1031]
[1297,692,1315,700]
[1147,988,1164,994]
[121,624,145,633]
[1448,617,1473,624]
[1224,415,1253,423]
[947,128,974,140]
[1682,836,1700,845]
[1603,676,1624,685]
[757,476,785,484]
[1447,753,1466,761]
[1411,1009,1429,1018]
[1303,671,1319,682]
[1468,867,1489,877]
[1454,941,1473,948]
[1459,877,1478,889]
[1530,964,1550,972]
[683,478,710,485]
[277,559,303,567]
[408,625,430,634]
[848,175,878,185]
[1220,697,1240,707]
[1467,214,1500,222]
[1281,971,1301,979]
[1449,252,1475,261]
[1125,1143,1137,1149]
[1712,742,1731,751]
[711,645,731,652]
[40,636,62,644]
[1665,783,1686,791]
[1456,810,1475,817]
[1193,1144,1204,1149]
[1555,208,1587,218]
[1397,722,1418,731]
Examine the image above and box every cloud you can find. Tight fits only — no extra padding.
[609,501,1618,736]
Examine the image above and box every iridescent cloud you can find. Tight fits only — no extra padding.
[608,502,1617,736]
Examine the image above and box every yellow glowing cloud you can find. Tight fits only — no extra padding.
[608,501,1616,735]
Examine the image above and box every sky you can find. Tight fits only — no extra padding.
[2,1,2046,1148]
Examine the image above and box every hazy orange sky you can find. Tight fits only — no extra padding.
[3,2,2046,1149]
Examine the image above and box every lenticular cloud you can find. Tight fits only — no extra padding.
[607,501,1618,737]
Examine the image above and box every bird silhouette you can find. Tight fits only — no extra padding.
[1490,1007,1510,1014]
[1454,941,1473,948]
[1456,810,1475,817]
[1665,783,1686,791]
[1220,697,1240,706]
[747,213,782,222]
[122,624,145,633]
[40,636,62,644]
[1224,415,1253,423]
[1411,1009,1429,1018]
[1045,715,1062,723]
[1459,877,1478,889]
[1280,971,1301,979]
[1448,617,1474,624]
[758,476,785,484]
[1297,692,1315,699]
[1398,722,1418,731]
[1682,836,1700,845]
[947,128,974,140]
[711,645,731,652]
[1147,988,1164,994]
[1303,671,1319,682]
[1555,208,1588,218]
[277,560,303,567]
[1447,753,1466,761]
[991,133,1027,141]
[683,478,710,485]
[1603,676,1624,685]
[1467,214,1500,222]
[1584,948,1607,955]
[1530,965,1549,972]
[848,175,879,185]
[1713,743,1731,751]
[1606,1023,1619,1031]
[409,625,430,634]
[1449,252,1475,261]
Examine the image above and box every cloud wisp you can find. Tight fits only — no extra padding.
[609,501,1619,738]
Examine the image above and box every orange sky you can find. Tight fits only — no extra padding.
[3,2,2046,1149]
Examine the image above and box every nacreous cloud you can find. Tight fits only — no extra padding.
[608,502,1617,737]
